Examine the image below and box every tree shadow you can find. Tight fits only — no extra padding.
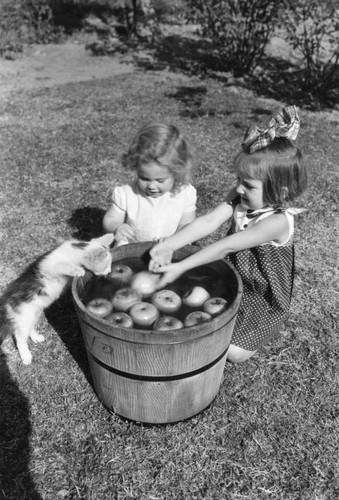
[165,84,208,118]
[0,352,43,500]
[153,34,222,74]
[165,83,287,121]
[165,84,237,118]
[136,33,339,110]
[67,206,106,241]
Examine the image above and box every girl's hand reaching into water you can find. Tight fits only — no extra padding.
[154,262,185,288]
[149,243,174,272]
[149,240,185,287]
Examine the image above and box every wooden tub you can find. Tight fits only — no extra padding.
[72,243,242,424]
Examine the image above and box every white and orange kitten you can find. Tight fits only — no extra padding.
[0,234,114,364]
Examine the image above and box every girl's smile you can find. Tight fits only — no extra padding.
[137,163,175,198]
[236,176,265,210]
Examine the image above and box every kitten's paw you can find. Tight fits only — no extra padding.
[30,330,45,343]
[22,354,32,365]
[57,263,86,277]
[19,349,32,365]
[73,267,86,277]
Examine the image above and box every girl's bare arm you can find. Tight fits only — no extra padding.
[149,202,233,269]
[177,209,196,231]
[155,213,289,286]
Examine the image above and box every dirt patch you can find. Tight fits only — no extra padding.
[0,28,295,97]
[1,34,338,121]
[0,41,134,97]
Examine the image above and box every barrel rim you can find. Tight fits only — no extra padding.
[71,243,243,344]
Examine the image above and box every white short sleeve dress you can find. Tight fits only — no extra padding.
[111,183,197,245]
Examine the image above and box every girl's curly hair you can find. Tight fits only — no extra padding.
[122,123,193,191]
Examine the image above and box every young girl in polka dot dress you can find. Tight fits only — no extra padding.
[149,106,307,363]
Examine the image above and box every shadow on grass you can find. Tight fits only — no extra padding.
[166,85,210,118]
[67,206,106,241]
[164,84,276,120]
[153,34,221,75]
[0,353,43,500]
[135,33,339,110]
[45,288,95,391]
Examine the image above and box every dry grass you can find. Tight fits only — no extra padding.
[0,69,338,500]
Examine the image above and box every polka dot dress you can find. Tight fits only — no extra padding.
[226,202,295,351]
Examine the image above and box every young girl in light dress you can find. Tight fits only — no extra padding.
[149,106,307,363]
[103,123,196,246]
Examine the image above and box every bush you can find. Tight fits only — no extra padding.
[115,1,188,39]
[0,0,62,54]
[0,0,186,55]
[152,0,188,23]
[186,0,285,77]
[282,0,339,100]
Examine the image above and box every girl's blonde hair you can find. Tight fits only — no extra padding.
[122,123,193,191]
[234,137,307,205]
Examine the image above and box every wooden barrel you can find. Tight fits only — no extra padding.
[72,243,242,424]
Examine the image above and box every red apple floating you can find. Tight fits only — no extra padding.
[203,297,228,317]
[130,270,162,298]
[184,311,212,327]
[105,312,133,328]
[182,286,211,308]
[151,289,182,314]
[107,264,134,284]
[86,297,113,318]
[129,301,160,327]
[153,316,184,331]
[112,287,142,312]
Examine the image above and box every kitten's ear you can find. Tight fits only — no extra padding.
[92,234,114,248]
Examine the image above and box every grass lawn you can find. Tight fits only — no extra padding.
[0,66,338,500]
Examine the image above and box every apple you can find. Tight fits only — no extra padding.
[203,297,228,317]
[182,286,211,308]
[86,297,113,318]
[129,302,160,327]
[112,287,142,312]
[151,289,182,314]
[104,312,133,328]
[107,264,134,284]
[153,316,184,331]
[184,311,212,327]
[130,270,162,298]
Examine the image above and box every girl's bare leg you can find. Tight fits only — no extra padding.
[227,344,257,363]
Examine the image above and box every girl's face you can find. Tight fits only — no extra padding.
[236,175,265,210]
[136,163,175,198]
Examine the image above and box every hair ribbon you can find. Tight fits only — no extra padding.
[242,105,300,153]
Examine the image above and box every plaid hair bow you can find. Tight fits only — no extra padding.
[242,106,300,153]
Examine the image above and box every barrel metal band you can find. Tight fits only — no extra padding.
[89,347,229,382]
